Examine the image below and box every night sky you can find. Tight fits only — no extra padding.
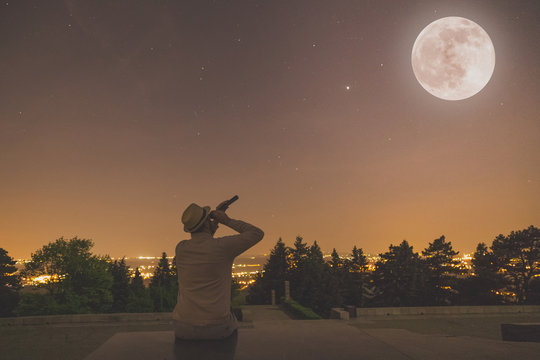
[2,1,539,259]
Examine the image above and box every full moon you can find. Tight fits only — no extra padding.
[411,17,495,101]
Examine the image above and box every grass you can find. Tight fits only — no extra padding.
[0,321,173,360]
[280,298,322,320]
[350,312,540,340]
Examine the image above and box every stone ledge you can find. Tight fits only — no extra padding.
[501,323,540,342]
[330,308,350,320]
[356,305,540,317]
[0,312,173,326]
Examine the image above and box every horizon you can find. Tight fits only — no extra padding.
[11,224,525,260]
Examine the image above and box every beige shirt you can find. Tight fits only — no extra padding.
[173,219,264,327]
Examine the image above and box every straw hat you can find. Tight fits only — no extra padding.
[182,203,211,233]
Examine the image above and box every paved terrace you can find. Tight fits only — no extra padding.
[83,305,540,360]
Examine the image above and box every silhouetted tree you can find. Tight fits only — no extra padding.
[372,240,422,307]
[17,237,112,315]
[126,267,154,312]
[289,236,309,269]
[343,246,371,307]
[421,235,461,305]
[246,273,266,304]
[491,225,540,303]
[0,248,20,317]
[455,242,503,305]
[247,238,289,304]
[349,246,368,272]
[287,236,309,304]
[109,258,130,312]
[293,241,340,317]
[149,252,177,312]
[329,248,347,305]
[329,248,343,270]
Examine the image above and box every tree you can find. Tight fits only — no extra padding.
[109,258,130,313]
[491,225,540,303]
[343,246,371,307]
[329,249,347,305]
[421,235,461,305]
[348,246,368,272]
[293,241,340,317]
[289,236,309,269]
[18,237,112,315]
[372,240,422,307]
[126,267,154,312]
[455,242,502,305]
[287,236,309,305]
[247,238,289,304]
[329,248,343,270]
[0,248,20,317]
[149,252,177,312]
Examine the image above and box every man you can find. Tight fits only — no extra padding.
[173,201,264,340]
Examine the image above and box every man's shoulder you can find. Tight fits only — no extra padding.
[175,239,190,251]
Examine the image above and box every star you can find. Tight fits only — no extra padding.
[345,85,351,90]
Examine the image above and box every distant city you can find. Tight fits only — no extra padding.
[15,253,473,289]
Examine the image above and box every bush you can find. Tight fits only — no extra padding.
[280,298,321,320]
[0,287,19,317]
[15,293,62,316]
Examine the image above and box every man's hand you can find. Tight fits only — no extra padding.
[210,210,232,225]
[216,200,230,212]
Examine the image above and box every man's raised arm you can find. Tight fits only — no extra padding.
[211,210,264,258]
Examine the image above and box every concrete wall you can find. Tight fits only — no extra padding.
[356,305,540,317]
[0,312,173,326]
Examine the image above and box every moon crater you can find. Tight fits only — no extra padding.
[412,17,495,101]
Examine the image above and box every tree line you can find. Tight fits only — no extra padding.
[0,237,178,317]
[1,225,538,318]
[247,225,540,317]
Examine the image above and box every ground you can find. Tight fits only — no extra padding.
[1,308,540,359]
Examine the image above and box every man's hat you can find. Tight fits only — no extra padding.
[182,203,211,233]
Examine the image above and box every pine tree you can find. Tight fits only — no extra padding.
[294,241,339,317]
[421,235,461,305]
[264,238,289,302]
[329,248,343,270]
[0,248,20,317]
[455,242,502,305]
[126,268,153,312]
[290,236,309,269]
[343,246,370,307]
[149,252,177,312]
[349,246,368,272]
[372,240,422,307]
[110,258,130,313]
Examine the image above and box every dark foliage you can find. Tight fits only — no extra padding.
[491,225,540,303]
[149,252,178,312]
[0,248,20,317]
[126,267,154,312]
[109,258,130,313]
[421,235,462,305]
[247,238,289,304]
[16,237,112,315]
[371,240,423,307]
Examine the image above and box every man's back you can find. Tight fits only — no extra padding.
[173,218,264,328]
